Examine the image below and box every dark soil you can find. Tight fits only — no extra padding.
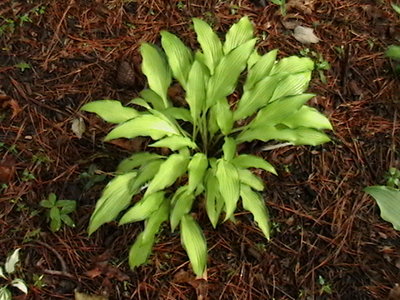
[1,0,400,299]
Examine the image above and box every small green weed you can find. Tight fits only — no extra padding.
[40,193,76,232]
[300,48,331,83]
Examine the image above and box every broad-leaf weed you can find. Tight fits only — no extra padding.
[82,16,332,278]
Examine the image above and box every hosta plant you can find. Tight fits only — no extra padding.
[82,16,332,278]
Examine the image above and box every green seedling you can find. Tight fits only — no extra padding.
[14,62,31,72]
[318,275,332,295]
[40,193,76,232]
[82,16,332,278]
[300,48,331,83]
[79,164,107,191]
[0,249,28,300]
[270,0,286,15]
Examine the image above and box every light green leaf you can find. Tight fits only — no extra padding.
[145,152,190,196]
[215,98,234,135]
[188,153,208,193]
[232,154,277,175]
[222,137,236,161]
[0,267,6,279]
[207,38,257,107]
[88,172,137,234]
[240,184,270,239]
[205,170,224,228]
[249,93,316,128]
[244,49,278,91]
[119,191,165,225]
[207,105,220,136]
[50,207,60,221]
[142,200,169,241]
[58,200,76,214]
[164,107,193,123]
[223,16,254,54]
[161,31,193,88]
[140,43,171,107]
[0,287,11,300]
[364,186,400,231]
[234,75,280,121]
[50,217,61,232]
[139,89,165,110]
[282,106,333,130]
[48,193,57,204]
[81,100,139,124]
[385,45,400,61]
[186,60,208,121]
[105,114,180,141]
[170,188,195,231]
[60,214,75,227]
[11,278,28,294]
[238,169,264,191]
[39,199,53,208]
[180,214,207,278]
[128,232,155,269]
[149,136,197,151]
[216,159,240,220]
[5,249,20,274]
[193,18,223,74]
[237,125,331,145]
[270,56,314,75]
[270,72,312,102]
[117,152,164,173]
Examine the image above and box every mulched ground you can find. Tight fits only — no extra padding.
[1,0,400,299]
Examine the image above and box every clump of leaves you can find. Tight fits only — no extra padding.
[82,16,332,277]
[364,167,400,231]
[40,193,76,232]
[0,249,28,299]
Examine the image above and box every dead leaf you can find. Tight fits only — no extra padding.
[287,0,315,15]
[388,284,400,300]
[293,26,319,44]
[107,137,144,152]
[0,155,16,184]
[74,291,108,300]
[117,61,136,87]
[71,117,86,139]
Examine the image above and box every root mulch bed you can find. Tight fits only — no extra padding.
[1,0,399,299]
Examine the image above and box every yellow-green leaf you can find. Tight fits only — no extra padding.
[249,93,316,128]
[105,114,180,141]
[193,18,223,74]
[222,137,236,161]
[207,38,256,107]
[161,31,193,88]
[140,43,171,107]
[232,154,277,175]
[128,232,155,269]
[117,152,164,173]
[271,56,314,75]
[244,49,278,91]
[88,172,137,235]
[237,169,264,191]
[270,72,312,102]
[215,159,240,220]
[205,170,224,228]
[215,98,233,135]
[119,191,165,225]
[180,214,207,278]
[282,106,333,130]
[186,60,208,121]
[240,184,270,239]
[170,188,195,231]
[188,153,208,193]
[81,100,139,124]
[149,136,197,151]
[234,75,280,121]
[223,16,254,54]
[145,152,190,196]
